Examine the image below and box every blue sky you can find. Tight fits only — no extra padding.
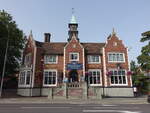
[0,0,150,62]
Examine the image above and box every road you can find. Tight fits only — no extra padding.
[0,103,149,113]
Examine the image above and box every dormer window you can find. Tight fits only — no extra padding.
[44,55,58,64]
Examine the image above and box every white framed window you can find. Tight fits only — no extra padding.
[88,69,101,86]
[69,52,79,61]
[110,69,127,85]
[88,55,101,63]
[108,52,125,62]
[43,69,57,86]
[19,71,26,85]
[24,53,32,66]
[19,70,31,86]
[44,55,58,64]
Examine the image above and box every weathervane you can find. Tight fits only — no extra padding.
[72,8,75,15]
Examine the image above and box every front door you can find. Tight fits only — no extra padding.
[68,70,78,82]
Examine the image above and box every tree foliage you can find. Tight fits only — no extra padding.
[137,30,150,71]
[0,10,25,78]
[130,61,149,93]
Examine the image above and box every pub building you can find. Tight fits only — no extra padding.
[18,15,134,97]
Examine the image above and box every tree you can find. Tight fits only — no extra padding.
[0,10,25,79]
[137,30,150,95]
[130,61,149,94]
[137,31,150,71]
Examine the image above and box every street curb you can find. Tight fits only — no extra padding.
[0,97,148,104]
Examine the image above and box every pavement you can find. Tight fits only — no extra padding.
[0,103,149,113]
[0,96,148,104]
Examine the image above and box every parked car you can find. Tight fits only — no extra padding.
[148,95,150,103]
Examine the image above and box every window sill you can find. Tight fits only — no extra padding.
[88,62,101,64]
[43,84,57,87]
[89,84,102,86]
[18,85,31,87]
[44,62,58,64]
[108,61,125,63]
[110,84,128,86]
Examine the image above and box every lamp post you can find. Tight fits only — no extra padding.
[0,22,9,98]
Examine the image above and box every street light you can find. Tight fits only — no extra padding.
[0,22,9,98]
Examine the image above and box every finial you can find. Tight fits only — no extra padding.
[72,8,75,15]
[112,28,116,35]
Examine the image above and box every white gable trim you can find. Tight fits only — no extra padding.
[64,34,83,49]
[102,47,107,87]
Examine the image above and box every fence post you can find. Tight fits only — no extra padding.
[82,82,88,99]
[48,88,53,99]
[96,88,102,99]
[63,83,67,99]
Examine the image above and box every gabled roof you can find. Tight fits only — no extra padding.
[35,41,105,55]
[42,42,66,55]
[82,43,105,54]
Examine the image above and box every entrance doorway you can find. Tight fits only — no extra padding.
[68,70,78,82]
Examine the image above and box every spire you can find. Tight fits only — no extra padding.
[70,8,77,24]
[112,28,116,36]
[68,8,79,42]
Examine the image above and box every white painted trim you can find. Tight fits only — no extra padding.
[44,55,58,64]
[83,48,85,78]
[87,55,101,64]
[107,52,125,63]
[32,46,37,88]
[64,34,83,49]
[63,48,66,80]
[127,47,133,87]
[88,69,102,86]
[43,69,57,87]
[69,52,79,62]
[102,47,107,87]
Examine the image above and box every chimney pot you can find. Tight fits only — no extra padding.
[44,33,51,42]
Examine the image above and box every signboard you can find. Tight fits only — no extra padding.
[67,62,83,70]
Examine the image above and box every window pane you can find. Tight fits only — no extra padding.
[26,71,30,85]
[119,76,122,84]
[70,53,78,61]
[123,76,126,84]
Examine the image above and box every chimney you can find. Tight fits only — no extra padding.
[44,33,51,43]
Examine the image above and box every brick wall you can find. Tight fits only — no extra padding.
[104,35,131,87]
[65,37,84,80]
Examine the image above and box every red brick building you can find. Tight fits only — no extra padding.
[18,15,133,97]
